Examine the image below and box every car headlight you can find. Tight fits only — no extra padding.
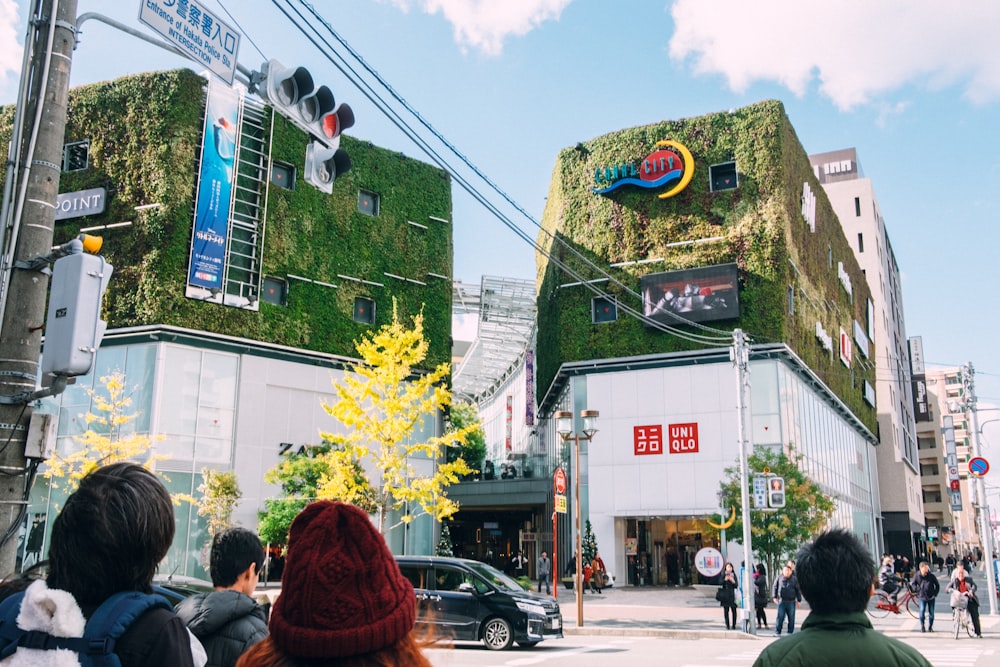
[515,600,546,616]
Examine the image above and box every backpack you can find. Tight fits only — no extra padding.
[0,588,172,666]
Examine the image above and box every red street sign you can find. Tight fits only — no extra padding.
[969,457,989,477]
[950,479,961,491]
[553,466,567,495]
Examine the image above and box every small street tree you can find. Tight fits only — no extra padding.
[711,446,835,579]
[197,469,242,538]
[436,522,455,557]
[582,519,599,563]
[446,400,486,477]
[316,303,476,533]
[43,371,175,496]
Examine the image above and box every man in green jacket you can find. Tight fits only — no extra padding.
[753,529,932,667]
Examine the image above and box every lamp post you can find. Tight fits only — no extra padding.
[556,409,599,628]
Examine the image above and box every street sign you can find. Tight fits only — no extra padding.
[138,0,241,85]
[969,457,990,477]
[554,466,567,495]
[694,547,724,578]
[555,495,567,514]
[752,476,767,509]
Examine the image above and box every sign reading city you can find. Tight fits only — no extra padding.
[139,0,241,85]
[969,457,990,477]
[593,139,694,199]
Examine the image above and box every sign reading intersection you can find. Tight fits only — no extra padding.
[139,0,241,85]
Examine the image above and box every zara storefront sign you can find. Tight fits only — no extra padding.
[54,187,106,221]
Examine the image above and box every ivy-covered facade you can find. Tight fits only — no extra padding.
[0,69,453,574]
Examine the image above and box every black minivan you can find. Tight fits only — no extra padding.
[395,555,563,650]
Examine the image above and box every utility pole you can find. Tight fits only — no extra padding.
[0,0,79,574]
[731,328,756,634]
[963,363,998,615]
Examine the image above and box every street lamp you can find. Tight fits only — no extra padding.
[556,409,599,628]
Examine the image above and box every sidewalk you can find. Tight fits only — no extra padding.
[556,584,1000,640]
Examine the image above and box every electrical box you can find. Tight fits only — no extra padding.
[24,412,57,460]
[41,253,113,377]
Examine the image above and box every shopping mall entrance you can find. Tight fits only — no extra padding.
[623,517,721,586]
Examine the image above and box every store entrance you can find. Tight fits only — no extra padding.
[624,517,718,586]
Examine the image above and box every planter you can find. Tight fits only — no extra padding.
[561,577,574,590]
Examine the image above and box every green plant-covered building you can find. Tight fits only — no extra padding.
[0,69,454,575]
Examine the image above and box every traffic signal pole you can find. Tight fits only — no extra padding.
[0,0,79,574]
[964,364,998,615]
[732,329,756,634]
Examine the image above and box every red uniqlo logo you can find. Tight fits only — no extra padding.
[669,423,699,454]
[634,425,663,456]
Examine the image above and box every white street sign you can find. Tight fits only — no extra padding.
[139,0,241,84]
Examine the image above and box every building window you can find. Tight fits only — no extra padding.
[270,161,295,190]
[63,140,90,172]
[591,296,617,323]
[787,285,794,315]
[857,233,864,253]
[353,296,376,324]
[709,161,738,192]
[261,276,288,306]
[828,246,833,268]
[358,190,380,216]
[854,197,861,217]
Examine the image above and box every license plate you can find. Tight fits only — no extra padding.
[551,618,561,629]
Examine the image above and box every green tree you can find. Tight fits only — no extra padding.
[447,401,486,476]
[42,371,191,503]
[197,469,242,538]
[582,519,599,563]
[436,522,455,557]
[316,302,476,533]
[711,447,835,578]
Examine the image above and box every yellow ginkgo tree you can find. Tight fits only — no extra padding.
[317,302,477,534]
[43,370,188,502]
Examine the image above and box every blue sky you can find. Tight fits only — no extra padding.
[2,1,999,437]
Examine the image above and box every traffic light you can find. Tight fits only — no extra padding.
[40,242,113,378]
[304,141,351,194]
[768,476,786,509]
[257,59,355,191]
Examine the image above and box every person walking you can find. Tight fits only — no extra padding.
[752,529,932,667]
[771,563,802,635]
[720,562,739,630]
[911,560,940,632]
[946,563,982,638]
[176,527,269,666]
[753,563,769,629]
[236,501,432,666]
[536,551,552,594]
[590,552,606,594]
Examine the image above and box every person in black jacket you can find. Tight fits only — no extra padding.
[771,563,802,635]
[911,561,940,632]
[177,527,269,667]
[720,562,739,629]
[753,563,769,628]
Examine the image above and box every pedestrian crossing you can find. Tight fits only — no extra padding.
[915,647,991,667]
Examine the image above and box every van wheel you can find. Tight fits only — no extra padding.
[482,617,513,650]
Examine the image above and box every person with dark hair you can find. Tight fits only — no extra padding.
[36,463,194,666]
[911,561,940,632]
[719,562,739,629]
[177,527,269,666]
[754,563,769,629]
[770,563,801,635]
[235,501,431,667]
[753,529,932,667]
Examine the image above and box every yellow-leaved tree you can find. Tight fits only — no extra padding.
[317,303,477,534]
[43,370,191,503]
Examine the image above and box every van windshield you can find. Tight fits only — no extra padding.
[464,561,528,593]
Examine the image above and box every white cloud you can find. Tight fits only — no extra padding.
[0,0,21,92]
[668,0,1000,110]
[386,0,571,55]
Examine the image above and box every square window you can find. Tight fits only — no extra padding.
[270,161,295,190]
[358,190,380,216]
[353,296,376,324]
[63,141,90,172]
[592,296,617,323]
[261,276,288,306]
[709,161,738,192]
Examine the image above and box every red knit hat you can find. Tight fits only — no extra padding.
[269,501,416,658]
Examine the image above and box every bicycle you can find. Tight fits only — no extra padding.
[952,604,975,639]
[866,585,919,619]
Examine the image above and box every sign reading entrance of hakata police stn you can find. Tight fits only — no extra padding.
[139,0,241,85]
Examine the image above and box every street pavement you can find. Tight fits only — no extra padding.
[556,578,1000,641]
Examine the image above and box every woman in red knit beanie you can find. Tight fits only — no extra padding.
[236,500,431,667]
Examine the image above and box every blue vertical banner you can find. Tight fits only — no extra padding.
[187,78,241,300]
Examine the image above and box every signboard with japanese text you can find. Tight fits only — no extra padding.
[943,415,963,511]
[139,0,241,84]
[753,476,768,509]
[634,425,663,456]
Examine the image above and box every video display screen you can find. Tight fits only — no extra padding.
[640,262,740,325]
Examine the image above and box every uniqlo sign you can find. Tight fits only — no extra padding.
[633,425,663,455]
[668,423,699,454]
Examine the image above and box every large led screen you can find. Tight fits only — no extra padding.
[640,262,740,326]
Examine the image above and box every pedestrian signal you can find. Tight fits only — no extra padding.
[768,476,786,509]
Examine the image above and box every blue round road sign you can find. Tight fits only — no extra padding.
[969,456,989,477]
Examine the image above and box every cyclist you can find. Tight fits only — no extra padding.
[878,555,901,604]
[946,563,982,638]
